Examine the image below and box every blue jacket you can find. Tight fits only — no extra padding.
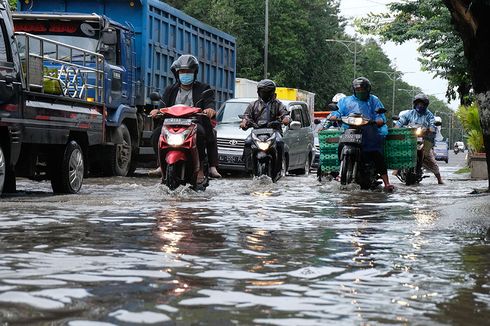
[395,108,436,143]
[329,95,387,152]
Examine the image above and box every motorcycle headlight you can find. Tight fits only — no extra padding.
[415,127,423,136]
[343,116,364,126]
[257,140,271,151]
[164,128,190,147]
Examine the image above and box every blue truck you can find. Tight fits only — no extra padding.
[14,0,236,174]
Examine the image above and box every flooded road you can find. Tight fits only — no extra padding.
[0,155,489,325]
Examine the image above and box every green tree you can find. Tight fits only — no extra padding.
[442,0,490,190]
[356,0,472,104]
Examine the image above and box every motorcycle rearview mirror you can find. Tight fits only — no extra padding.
[150,92,161,102]
[238,114,244,119]
[194,88,215,107]
[375,107,387,114]
[434,120,442,127]
[313,118,321,125]
[392,115,400,121]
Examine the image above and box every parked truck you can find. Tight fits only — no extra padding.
[0,0,105,194]
[15,0,237,171]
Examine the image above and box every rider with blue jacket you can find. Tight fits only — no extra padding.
[395,93,443,184]
[328,77,394,191]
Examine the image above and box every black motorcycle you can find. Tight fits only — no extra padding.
[246,120,284,181]
[337,112,383,190]
[395,124,428,186]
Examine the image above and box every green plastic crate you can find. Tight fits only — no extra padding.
[318,129,342,173]
[384,128,417,169]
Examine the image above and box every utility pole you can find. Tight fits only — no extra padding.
[325,39,362,79]
[264,0,269,79]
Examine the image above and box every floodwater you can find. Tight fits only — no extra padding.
[0,159,489,325]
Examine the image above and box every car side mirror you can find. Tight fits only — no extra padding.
[289,120,301,130]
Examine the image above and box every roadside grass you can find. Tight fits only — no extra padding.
[455,167,471,174]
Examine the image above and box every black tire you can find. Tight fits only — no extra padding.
[340,155,354,185]
[405,168,417,186]
[445,159,448,164]
[105,124,132,176]
[0,145,5,195]
[165,163,182,190]
[50,141,84,194]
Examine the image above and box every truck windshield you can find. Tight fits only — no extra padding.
[217,102,249,123]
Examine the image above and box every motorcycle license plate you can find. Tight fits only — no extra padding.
[163,118,193,125]
[340,133,362,144]
[219,154,243,164]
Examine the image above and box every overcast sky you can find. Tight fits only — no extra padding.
[339,0,458,110]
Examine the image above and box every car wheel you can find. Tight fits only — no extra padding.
[50,141,84,194]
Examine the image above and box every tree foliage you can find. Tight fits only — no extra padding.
[162,0,450,114]
[356,0,472,104]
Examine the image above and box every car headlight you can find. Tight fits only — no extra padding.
[257,141,271,151]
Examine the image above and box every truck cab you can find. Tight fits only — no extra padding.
[12,12,140,176]
[0,1,105,194]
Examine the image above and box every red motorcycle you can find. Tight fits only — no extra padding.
[150,93,209,191]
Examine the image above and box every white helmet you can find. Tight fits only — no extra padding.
[332,93,346,103]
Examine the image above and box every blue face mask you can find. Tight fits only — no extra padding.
[179,73,194,85]
[414,103,427,114]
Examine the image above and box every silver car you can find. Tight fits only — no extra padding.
[215,97,315,174]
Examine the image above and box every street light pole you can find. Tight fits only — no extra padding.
[264,0,269,79]
[374,70,411,116]
[325,39,362,79]
[398,86,419,108]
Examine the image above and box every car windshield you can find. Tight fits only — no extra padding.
[217,102,249,123]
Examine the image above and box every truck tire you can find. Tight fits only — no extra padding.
[50,141,84,194]
[0,145,5,195]
[105,124,132,176]
[0,144,15,195]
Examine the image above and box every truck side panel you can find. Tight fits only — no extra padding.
[19,0,237,110]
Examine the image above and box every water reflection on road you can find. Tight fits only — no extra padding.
[0,164,489,325]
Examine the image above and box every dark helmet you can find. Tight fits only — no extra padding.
[413,93,429,106]
[257,79,276,102]
[352,77,372,93]
[170,54,199,80]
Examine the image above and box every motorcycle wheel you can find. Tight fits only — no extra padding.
[340,155,355,185]
[405,168,417,186]
[165,163,182,190]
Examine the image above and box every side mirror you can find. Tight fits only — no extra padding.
[101,30,117,45]
[238,114,244,119]
[392,115,400,121]
[289,120,301,130]
[150,92,161,102]
[434,120,442,127]
[313,118,321,125]
[375,107,387,114]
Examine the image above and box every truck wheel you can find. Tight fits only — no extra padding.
[50,141,84,194]
[0,145,5,195]
[105,124,132,176]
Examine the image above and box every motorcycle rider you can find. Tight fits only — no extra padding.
[149,54,221,180]
[328,77,394,191]
[239,79,290,178]
[394,93,444,184]
[319,93,346,131]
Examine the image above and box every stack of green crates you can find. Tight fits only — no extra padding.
[318,129,342,173]
[384,128,417,169]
